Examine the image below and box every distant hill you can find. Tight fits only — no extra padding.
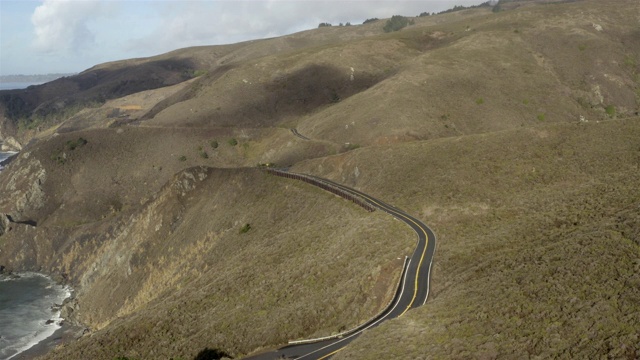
[0,73,76,83]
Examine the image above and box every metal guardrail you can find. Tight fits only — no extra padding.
[263,169,419,345]
[290,128,311,141]
[264,169,375,212]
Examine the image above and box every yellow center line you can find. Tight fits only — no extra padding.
[318,348,344,359]
[326,181,431,315]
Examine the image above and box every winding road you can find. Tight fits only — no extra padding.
[244,172,436,359]
[291,128,311,141]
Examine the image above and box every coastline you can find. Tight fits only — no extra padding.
[0,151,17,167]
[0,268,83,360]
[12,323,86,360]
[0,151,18,173]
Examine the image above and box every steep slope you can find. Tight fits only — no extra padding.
[4,0,637,152]
[0,0,638,359]
[294,117,640,359]
[0,165,413,359]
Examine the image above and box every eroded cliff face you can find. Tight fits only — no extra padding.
[0,151,46,220]
[0,146,411,359]
[0,137,22,152]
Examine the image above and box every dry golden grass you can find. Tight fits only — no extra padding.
[0,1,638,359]
[34,167,413,359]
[293,118,640,359]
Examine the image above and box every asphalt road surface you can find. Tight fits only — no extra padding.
[244,173,436,360]
[290,128,311,141]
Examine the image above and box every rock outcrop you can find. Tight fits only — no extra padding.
[0,213,10,237]
[0,152,46,221]
[1,137,22,152]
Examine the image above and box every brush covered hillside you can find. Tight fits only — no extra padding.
[0,0,639,359]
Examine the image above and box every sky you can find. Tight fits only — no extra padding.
[0,0,485,76]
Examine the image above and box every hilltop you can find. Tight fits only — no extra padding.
[0,0,638,359]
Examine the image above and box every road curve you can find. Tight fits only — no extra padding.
[291,128,311,141]
[243,172,436,360]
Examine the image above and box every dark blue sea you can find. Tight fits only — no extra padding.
[0,83,41,91]
[0,273,71,360]
[0,152,16,172]
[0,150,71,359]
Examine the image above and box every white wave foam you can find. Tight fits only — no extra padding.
[1,273,72,360]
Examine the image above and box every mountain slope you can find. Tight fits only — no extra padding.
[0,0,638,359]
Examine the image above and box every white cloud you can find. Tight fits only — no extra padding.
[127,0,485,55]
[31,0,108,54]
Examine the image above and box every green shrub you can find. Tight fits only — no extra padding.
[537,113,546,121]
[178,155,187,162]
[383,15,411,33]
[605,105,616,117]
[193,70,207,77]
[228,138,238,146]
[239,223,251,234]
[199,151,209,159]
[66,137,88,150]
[51,151,65,165]
[210,140,219,149]
[363,18,379,24]
[193,348,230,360]
[476,98,484,105]
[318,22,332,28]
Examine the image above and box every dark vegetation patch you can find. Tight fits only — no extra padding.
[193,348,231,360]
[0,58,198,131]
[148,64,389,128]
[263,65,383,119]
[383,16,414,33]
[140,65,234,121]
[235,64,385,127]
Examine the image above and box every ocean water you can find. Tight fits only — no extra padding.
[0,83,41,91]
[0,152,16,172]
[0,274,71,360]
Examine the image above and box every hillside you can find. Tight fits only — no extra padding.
[0,0,638,359]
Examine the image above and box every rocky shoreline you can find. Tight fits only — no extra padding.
[11,323,87,360]
[0,150,17,172]
[0,269,88,360]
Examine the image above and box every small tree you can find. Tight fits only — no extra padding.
[383,15,411,33]
[363,18,379,24]
[605,105,616,117]
[66,137,88,150]
[228,138,238,146]
[239,223,251,234]
[318,22,332,28]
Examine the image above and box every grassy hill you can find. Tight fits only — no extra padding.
[295,118,640,359]
[0,0,638,359]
